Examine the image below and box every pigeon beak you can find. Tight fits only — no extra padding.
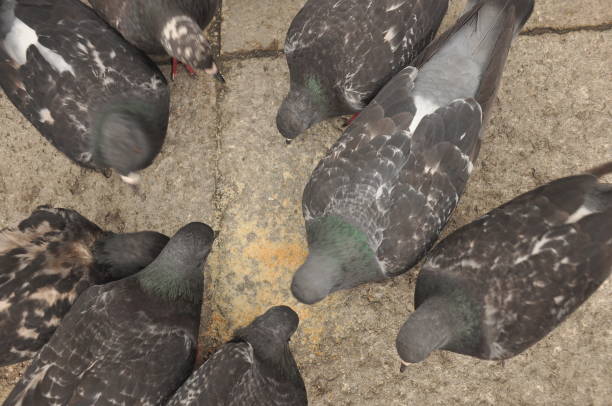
[285,139,292,145]
[120,172,140,185]
[205,64,225,84]
[399,361,410,373]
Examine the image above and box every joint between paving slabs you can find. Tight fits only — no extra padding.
[520,22,612,36]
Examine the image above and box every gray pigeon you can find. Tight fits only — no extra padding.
[396,162,612,365]
[276,0,449,140]
[88,0,223,81]
[166,306,307,406]
[0,0,170,185]
[0,205,168,367]
[3,222,215,406]
[291,0,534,304]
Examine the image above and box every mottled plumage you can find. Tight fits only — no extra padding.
[292,0,534,304]
[3,222,215,405]
[0,0,170,183]
[277,0,449,139]
[0,205,168,367]
[396,163,612,363]
[89,0,223,80]
[167,306,307,406]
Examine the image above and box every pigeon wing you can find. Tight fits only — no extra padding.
[166,341,253,405]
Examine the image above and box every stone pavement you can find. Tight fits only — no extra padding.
[1,0,611,404]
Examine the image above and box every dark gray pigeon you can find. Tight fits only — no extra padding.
[276,0,449,140]
[0,205,168,367]
[88,0,223,81]
[166,306,307,406]
[3,222,215,405]
[0,0,170,185]
[396,162,612,365]
[291,0,534,304]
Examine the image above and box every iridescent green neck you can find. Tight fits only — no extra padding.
[306,215,382,283]
[136,257,203,304]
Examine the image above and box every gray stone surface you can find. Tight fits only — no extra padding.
[221,0,304,54]
[1,1,612,405]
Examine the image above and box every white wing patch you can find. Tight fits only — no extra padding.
[565,205,594,224]
[3,18,75,76]
[386,2,406,12]
[408,94,440,133]
[39,108,54,124]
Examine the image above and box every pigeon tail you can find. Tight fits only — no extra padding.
[92,231,169,282]
[136,222,215,304]
[396,295,462,363]
[159,15,219,75]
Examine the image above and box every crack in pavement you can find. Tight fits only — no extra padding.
[520,22,612,36]
[213,22,612,62]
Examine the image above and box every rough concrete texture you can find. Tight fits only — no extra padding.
[1,0,611,405]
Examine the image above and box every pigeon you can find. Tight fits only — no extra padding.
[0,0,170,185]
[291,0,534,304]
[3,222,215,406]
[276,0,450,140]
[166,306,307,406]
[396,162,612,365]
[0,205,168,367]
[88,0,224,82]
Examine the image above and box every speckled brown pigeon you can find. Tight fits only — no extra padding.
[3,222,215,406]
[0,205,168,367]
[166,306,307,406]
[88,0,224,81]
[291,0,535,304]
[277,0,449,140]
[396,162,612,365]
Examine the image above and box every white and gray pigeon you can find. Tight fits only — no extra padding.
[0,205,168,367]
[3,222,215,406]
[291,0,535,304]
[88,0,224,81]
[276,0,450,140]
[166,306,307,406]
[0,0,170,185]
[396,162,612,365]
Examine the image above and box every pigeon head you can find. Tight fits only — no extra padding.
[93,231,169,282]
[239,306,300,343]
[396,295,473,365]
[159,15,224,83]
[235,306,301,377]
[136,222,216,303]
[93,101,165,183]
[276,78,329,140]
[291,215,381,304]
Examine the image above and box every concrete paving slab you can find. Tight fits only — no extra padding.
[221,0,305,54]
[201,56,345,354]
